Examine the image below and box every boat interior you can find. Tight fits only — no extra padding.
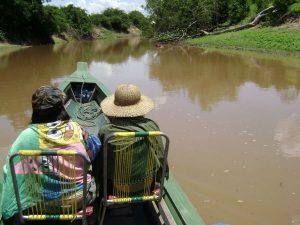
[64,82,109,136]
[23,200,168,225]
[65,82,103,104]
[59,82,173,225]
[17,77,176,225]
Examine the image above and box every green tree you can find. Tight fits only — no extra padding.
[228,0,250,24]
[91,14,105,26]
[61,5,92,38]
[210,0,229,25]
[273,0,298,12]
[102,8,130,32]
[90,13,112,29]
[127,10,153,36]
[128,10,146,28]
[252,0,272,10]
[145,0,222,33]
[44,5,68,34]
[0,0,54,44]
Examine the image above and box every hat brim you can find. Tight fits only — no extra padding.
[101,94,154,117]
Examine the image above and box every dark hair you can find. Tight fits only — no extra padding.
[30,86,70,124]
[31,106,70,124]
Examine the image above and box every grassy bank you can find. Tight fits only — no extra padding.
[0,43,25,57]
[51,28,135,44]
[0,43,22,49]
[98,29,130,39]
[185,27,300,54]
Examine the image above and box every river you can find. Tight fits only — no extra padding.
[1,38,300,225]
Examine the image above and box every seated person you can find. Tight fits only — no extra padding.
[93,84,167,195]
[2,86,101,224]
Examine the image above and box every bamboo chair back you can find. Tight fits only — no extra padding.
[9,150,90,225]
[98,131,169,225]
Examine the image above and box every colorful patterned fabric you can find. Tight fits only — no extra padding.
[1,120,101,220]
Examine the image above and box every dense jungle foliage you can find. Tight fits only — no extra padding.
[0,0,299,45]
[0,0,149,44]
[145,0,300,35]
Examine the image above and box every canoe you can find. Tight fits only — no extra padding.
[0,62,205,225]
[59,62,205,225]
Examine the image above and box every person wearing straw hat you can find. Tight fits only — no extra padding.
[94,84,167,193]
[100,83,155,118]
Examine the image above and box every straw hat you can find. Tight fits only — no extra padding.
[101,84,154,117]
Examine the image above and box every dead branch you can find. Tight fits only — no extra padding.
[179,21,197,40]
[153,6,277,43]
[250,6,277,26]
[203,6,277,35]
[153,21,198,43]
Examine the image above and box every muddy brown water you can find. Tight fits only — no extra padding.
[1,38,300,225]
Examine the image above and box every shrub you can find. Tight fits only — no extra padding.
[44,5,69,34]
[228,0,250,24]
[288,2,300,15]
[128,10,146,28]
[62,5,92,38]
[0,30,6,41]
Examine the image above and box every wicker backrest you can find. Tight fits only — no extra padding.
[102,131,169,205]
[9,150,89,224]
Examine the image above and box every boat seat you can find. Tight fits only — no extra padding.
[98,131,170,225]
[9,150,90,225]
[65,99,109,136]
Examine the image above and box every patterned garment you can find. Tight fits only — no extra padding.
[1,120,101,220]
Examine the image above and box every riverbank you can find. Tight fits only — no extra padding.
[0,43,26,57]
[0,29,138,58]
[29,27,140,45]
[184,26,300,56]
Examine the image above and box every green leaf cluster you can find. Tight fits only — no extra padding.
[0,1,95,43]
[228,0,249,24]
[95,7,147,36]
[90,8,152,36]
[145,0,251,33]
[0,30,6,41]
[44,5,69,34]
[61,5,92,38]
[288,2,300,14]
[0,0,54,44]
[90,8,129,32]
[127,10,153,37]
[0,0,153,44]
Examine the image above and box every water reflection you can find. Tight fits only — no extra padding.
[149,46,300,110]
[1,38,300,225]
[0,37,150,129]
[274,112,300,158]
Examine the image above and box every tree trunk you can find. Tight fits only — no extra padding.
[202,6,277,35]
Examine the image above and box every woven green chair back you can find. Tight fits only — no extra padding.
[102,131,169,205]
[9,150,89,224]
